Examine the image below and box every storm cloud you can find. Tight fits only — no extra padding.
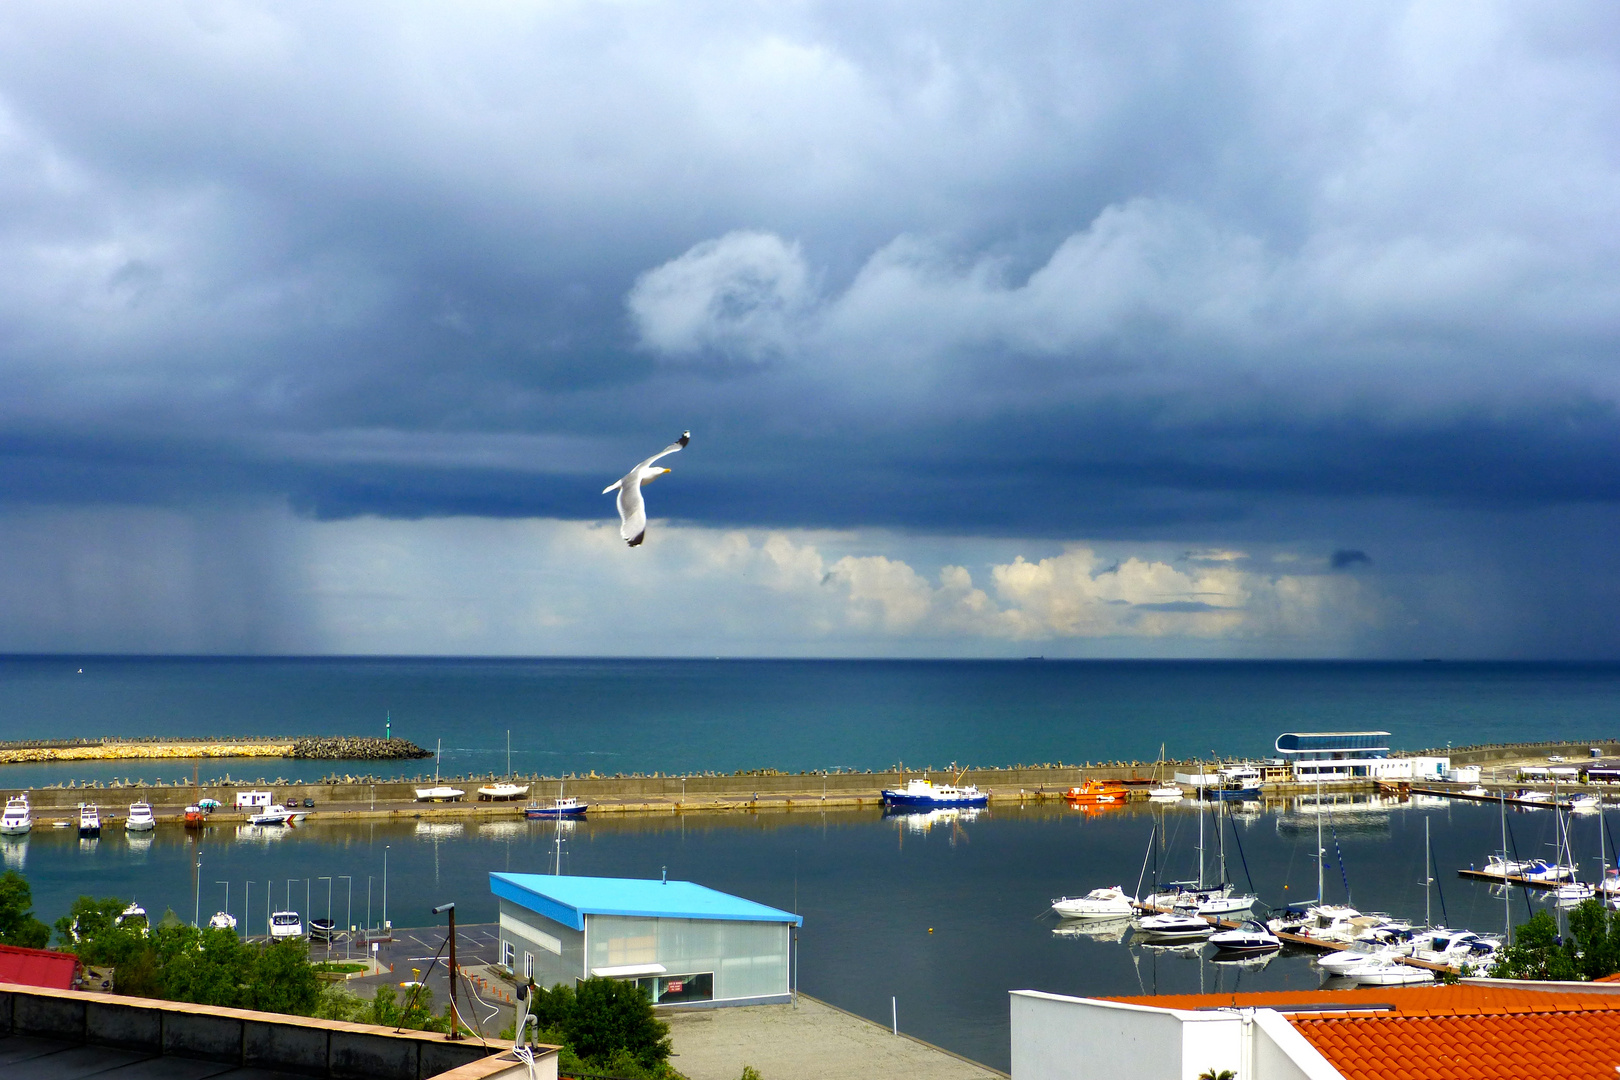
[0,1,1617,655]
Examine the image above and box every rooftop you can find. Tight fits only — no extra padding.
[490,873,803,931]
[1106,983,1620,1080]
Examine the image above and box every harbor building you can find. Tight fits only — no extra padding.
[1274,731,1391,781]
[490,872,802,1007]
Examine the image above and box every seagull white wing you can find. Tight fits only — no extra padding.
[633,434,689,473]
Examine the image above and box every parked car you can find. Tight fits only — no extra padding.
[303,798,316,808]
[285,798,299,809]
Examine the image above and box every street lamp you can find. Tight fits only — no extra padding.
[432,902,463,1040]
[339,876,353,960]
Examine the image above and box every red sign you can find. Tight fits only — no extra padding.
[666,981,684,993]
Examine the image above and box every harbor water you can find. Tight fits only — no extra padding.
[1,796,1603,1071]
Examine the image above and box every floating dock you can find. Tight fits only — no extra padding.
[1456,868,1569,893]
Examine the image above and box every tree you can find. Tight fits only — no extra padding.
[1489,901,1620,981]
[158,926,256,1008]
[0,870,50,948]
[246,938,321,1016]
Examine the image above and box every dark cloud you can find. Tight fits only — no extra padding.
[0,2,1616,653]
[1330,549,1372,570]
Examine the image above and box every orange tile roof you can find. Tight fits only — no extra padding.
[1103,984,1620,1017]
[1105,984,1620,1079]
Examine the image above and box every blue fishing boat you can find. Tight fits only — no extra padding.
[524,795,588,819]
[880,777,988,809]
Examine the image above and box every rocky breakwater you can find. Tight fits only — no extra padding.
[290,737,430,760]
[0,735,429,764]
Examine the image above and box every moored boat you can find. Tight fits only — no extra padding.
[880,777,988,809]
[1136,912,1214,941]
[413,785,466,802]
[125,802,156,832]
[1208,919,1281,953]
[525,796,588,819]
[247,805,306,826]
[184,805,208,827]
[0,795,31,836]
[1051,886,1135,920]
[78,804,101,837]
[208,911,238,931]
[477,782,530,801]
[1343,960,1434,986]
[1065,779,1128,804]
[269,911,304,940]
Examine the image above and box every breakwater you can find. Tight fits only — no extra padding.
[0,735,429,764]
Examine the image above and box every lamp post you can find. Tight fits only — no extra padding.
[339,876,352,960]
[432,902,463,1040]
[383,846,389,932]
[318,877,333,956]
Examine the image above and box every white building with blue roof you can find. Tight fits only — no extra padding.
[490,873,803,1007]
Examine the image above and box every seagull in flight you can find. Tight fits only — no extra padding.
[603,431,689,546]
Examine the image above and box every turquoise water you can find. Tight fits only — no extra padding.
[1,657,1618,787]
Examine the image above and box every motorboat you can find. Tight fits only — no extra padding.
[116,902,147,930]
[78,804,101,837]
[413,786,466,802]
[1317,943,1414,975]
[184,805,207,827]
[1569,793,1602,813]
[1410,929,1500,968]
[477,783,530,801]
[1601,869,1620,897]
[0,795,31,836]
[1554,882,1596,904]
[269,911,304,940]
[881,778,988,809]
[1514,789,1555,805]
[309,918,336,943]
[1267,904,1364,941]
[1136,913,1214,942]
[524,796,589,819]
[1520,859,1577,883]
[1065,780,1128,805]
[208,911,238,931]
[1482,854,1529,878]
[1208,919,1281,953]
[1051,886,1135,920]
[1343,960,1434,986]
[247,805,304,826]
[125,802,156,832]
[1459,785,1490,797]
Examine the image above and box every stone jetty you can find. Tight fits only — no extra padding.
[0,735,429,764]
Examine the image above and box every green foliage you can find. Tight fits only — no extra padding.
[1489,901,1620,981]
[739,1067,764,1080]
[520,978,674,1076]
[246,939,322,1015]
[0,870,51,949]
[1196,1071,1236,1080]
[364,981,448,1032]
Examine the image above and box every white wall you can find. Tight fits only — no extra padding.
[1009,992,1347,1080]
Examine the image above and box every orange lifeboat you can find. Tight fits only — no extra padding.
[1065,779,1128,805]
[183,805,207,828]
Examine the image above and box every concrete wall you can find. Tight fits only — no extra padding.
[0,984,536,1080]
[499,899,584,990]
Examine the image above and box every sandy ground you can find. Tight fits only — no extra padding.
[664,995,1006,1080]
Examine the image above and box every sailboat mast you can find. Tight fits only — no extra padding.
[1198,782,1206,889]
[1425,816,1432,930]
[1316,777,1325,904]
[1218,797,1228,886]
[1501,789,1511,941]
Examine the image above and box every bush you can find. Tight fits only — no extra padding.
[0,871,50,949]
[1490,901,1620,981]
[522,978,673,1075]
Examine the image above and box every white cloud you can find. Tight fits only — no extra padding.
[627,230,814,362]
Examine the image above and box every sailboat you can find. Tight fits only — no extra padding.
[478,730,530,801]
[1149,744,1183,800]
[1191,798,1260,916]
[413,739,466,802]
[525,778,588,819]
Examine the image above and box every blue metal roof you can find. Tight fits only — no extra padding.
[490,873,803,931]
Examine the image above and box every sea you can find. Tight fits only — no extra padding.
[2,657,1620,1070]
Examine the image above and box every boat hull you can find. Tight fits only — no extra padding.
[881,791,989,809]
[0,822,31,836]
[525,803,589,819]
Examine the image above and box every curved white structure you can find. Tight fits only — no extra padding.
[0,795,31,836]
[125,802,156,832]
[1051,886,1134,920]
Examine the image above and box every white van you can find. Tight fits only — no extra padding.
[234,790,274,809]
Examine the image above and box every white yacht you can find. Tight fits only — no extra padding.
[125,802,156,832]
[1208,919,1281,953]
[1343,960,1434,986]
[1568,793,1602,813]
[269,911,304,939]
[1136,912,1214,942]
[78,804,101,837]
[1051,886,1135,920]
[1317,942,1414,974]
[0,795,31,836]
[208,911,238,931]
[247,805,304,826]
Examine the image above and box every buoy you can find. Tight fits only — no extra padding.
[928,928,933,933]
